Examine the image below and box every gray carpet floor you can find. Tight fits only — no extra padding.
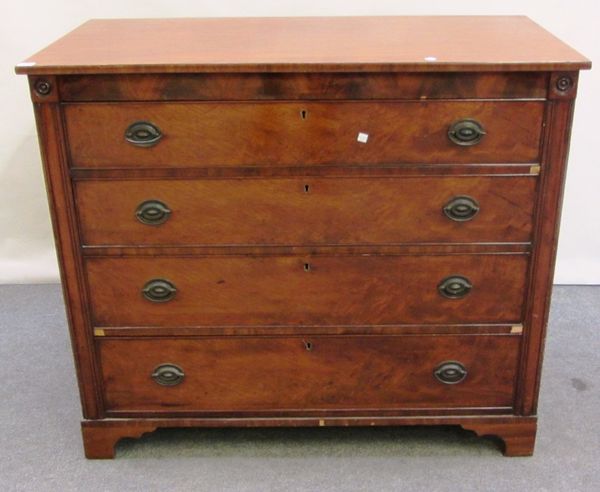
[0,284,598,491]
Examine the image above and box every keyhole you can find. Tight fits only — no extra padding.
[304,263,311,272]
[304,184,310,193]
[300,109,308,120]
[304,340,313,351]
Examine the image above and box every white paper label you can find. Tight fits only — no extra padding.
[357,132,369,143]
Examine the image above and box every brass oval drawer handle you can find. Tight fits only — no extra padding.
[151,363,185,386]
[125,121,163,147]
[443,196,480,222]
[142,279,177,303]
[434,361,468,384]
[438,275,472,299]
[448,119,486,146]
[135,200,171,225]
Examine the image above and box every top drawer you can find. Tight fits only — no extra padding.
[63,101,544,168]
[58,72,549,102]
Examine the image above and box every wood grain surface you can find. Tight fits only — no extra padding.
[85,254,529,327]
[58,72,549,101]
[16,17,590,74]
[64,101,544,167]
[98,335,520,413]
[81,416,537,458]
[75,176,537,246]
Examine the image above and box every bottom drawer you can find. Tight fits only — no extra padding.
[98,335,520,414]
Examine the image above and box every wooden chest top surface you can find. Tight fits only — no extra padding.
[16,16,590,75]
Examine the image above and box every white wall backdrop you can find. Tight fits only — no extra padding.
[2,1,598,284]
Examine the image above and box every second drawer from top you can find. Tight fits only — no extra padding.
[64,101,544,168]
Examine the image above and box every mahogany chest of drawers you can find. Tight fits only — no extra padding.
[17,16,590,458]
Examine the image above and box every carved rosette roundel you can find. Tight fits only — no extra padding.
[34,78,52,96]
[555,76,573,93]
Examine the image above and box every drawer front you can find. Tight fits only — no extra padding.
[64,101,543,167]
[86,254,528,327]
[76,176,536,246]
[98,335,520,413]
[59,72,548,102]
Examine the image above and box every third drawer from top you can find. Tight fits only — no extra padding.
[75,176,536,246]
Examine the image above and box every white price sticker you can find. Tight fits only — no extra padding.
[357,132,369,143]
